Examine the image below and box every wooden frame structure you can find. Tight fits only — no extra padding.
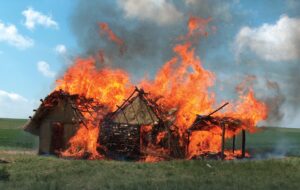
[187,102,248,160]
[99,87,172,160]
[220,126,247,159]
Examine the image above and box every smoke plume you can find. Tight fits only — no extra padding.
[69,0,300,127]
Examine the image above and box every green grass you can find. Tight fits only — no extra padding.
[247,127,300,156]
[0,118,299,189]
[0,118,27,129]
[0,155,299,190]
[0,118,37,150]
[224,127,300,157]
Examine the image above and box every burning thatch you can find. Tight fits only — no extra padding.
[25,88,253,161]
[23,90,104,155]
[24,16,268,161]
[188,114,247,160]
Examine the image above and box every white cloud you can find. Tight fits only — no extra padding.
[0,21,34,49]
[37,61,56,78]
[0,90,28,102]
[235,15,300,62]
[118,0,183,25]
[54,44,72,65]
[0,90,37,118]
[54,44,67,54]
[22,7,58,30]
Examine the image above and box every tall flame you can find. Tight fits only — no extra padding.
[55,18,267,160]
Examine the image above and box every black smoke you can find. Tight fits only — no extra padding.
[69,0,300,126]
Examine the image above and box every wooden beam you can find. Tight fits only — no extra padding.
[232,135,235,153]
[242,130,246,158]
[221,123,226,160]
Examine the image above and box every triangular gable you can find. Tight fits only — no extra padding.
[110,88,160,125]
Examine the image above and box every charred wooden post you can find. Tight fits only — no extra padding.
[221,123,226,160]
[186,130,191,157]
[232,135,235,153]
[242,129,246,158]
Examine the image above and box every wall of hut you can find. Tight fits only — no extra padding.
[37,100,79,155]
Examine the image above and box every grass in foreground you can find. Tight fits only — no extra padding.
[0,155,299,190]
[0,118,299,189]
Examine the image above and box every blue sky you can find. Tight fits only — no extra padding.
[0,0,299,127]
[0,1,76,96]
[0,1,78,118]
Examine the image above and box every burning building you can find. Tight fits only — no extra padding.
[24,16,268,161]
[187,110,248,160]
[24,90,103,155]
[24,88,251,161]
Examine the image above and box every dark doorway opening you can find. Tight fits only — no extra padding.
[50,122,64,154]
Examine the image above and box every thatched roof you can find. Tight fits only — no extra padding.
[23,90,85,135]
[189,115,243,132]
[108,88,163,125]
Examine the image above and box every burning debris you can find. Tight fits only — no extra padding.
[24,16,268,161]
[188,106,248,160]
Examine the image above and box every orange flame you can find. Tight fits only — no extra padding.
[61,123,102,159]
[99,22,126,53]
[56,57,132,110]
[55,16,268,160]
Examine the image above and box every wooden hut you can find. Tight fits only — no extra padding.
[23,90,85,155]
[99,87,168,160]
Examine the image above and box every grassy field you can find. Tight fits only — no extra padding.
[0,118,37,150]
[0,118,299,189]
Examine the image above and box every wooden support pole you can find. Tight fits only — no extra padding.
[186,131,190,157]
[221,123,226,160]
[232,135,235,153]
[242,130,246,158]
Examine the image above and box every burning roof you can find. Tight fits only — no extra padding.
[23,90,107,155]
[24,90,106,134]
[24,90,82,135]
[24,16,268,161]
[108,87,161,125]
